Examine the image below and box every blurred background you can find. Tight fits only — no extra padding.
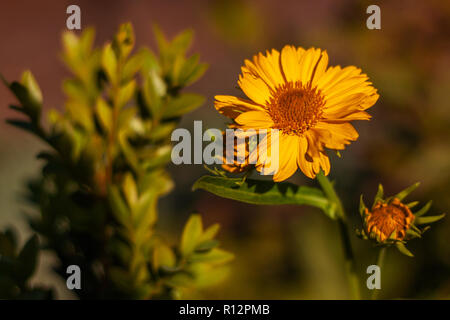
[0,0,449,299]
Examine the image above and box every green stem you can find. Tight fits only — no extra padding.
[371,247,386,300]
[316,171,361,300]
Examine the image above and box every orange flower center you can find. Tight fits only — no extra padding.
[268,81,325,135]
[365,198,415,242]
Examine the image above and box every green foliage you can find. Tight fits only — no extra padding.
[0,229,52,299]
[3,23,230,299]
[193,175,334,217]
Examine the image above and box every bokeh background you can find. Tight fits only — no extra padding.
[0,0,449,299]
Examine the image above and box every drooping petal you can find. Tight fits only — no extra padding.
[214,95,265,119]
[313,122,359,150]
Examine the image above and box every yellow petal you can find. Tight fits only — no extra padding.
[238,71,272,105]
[281,45,302,83]
[318,152,330,175]
[298,48,326,85]
[297,136,315,178]
[235,110,273,129]
[273,134,299,181]
[244,49,285,90]
[304,130,324,158]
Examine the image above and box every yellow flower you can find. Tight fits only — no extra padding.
[215,46,379,181]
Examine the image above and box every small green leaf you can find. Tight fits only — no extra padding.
[122,173,138,207]
[195,240,219,253]
[6,119,35,134]
[113,23,135,59]
[180,214,203,256]
[200,224,220,242]
[188,248,234,265]
[108,186,131,227]
[178,54,208,86]
[102,43,118,84]
[9,80,41,120]
[163,93,205,118]
[373,184,384,208]
[359,194,367,217]
[17,235,39,281]
[414,200,432,217]
[122,49,147,81]
[153,244,176,270]
[21,70,43,107]
[96,98,112,132]
[396,242,414,257]
[152,24,169,54]
[170,29,193,55]
[192,175,332,215]
[415,214,445,225]
[142,70,166,116]
[406,201,419,208]
[117,80,136,108]
[394,182,420,201]
[406,228,421,238]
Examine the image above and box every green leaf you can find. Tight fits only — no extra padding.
[200,224,220,242]
[152,24,169,54]
[113,23,135,59]
[102,43,118,84]
[178,54,208,86]
[96,98,112,132]
[373,184,384,208]
[153,244,176,270]
[21,70,43,107]
[396,242,414,257]
[180,214,203,256]
[393,182,420,201]
[359,194,367,217]
[17,235,39,281]
[415,214,445,225]
[9,81,41,120]
[122,49,147,81]
[170,29,193,55]
[406,228,421,239]
[0,229,16,257]
[406,201,419,208]
[414,200,432,217]
[188,248,234,265]
[192,175,332,213]
[163,93,205,118]
[195,240,219,253]
[108,186,131,227]
[117,80,136,108]
[142,69,166,116]
[122,173,138,207]
[6,119,34,134]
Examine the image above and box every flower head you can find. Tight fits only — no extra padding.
[357,183,446,257]
[215,46,379,181]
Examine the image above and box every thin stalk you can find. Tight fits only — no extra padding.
[371,247,386,300]
[316,171,361,299]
